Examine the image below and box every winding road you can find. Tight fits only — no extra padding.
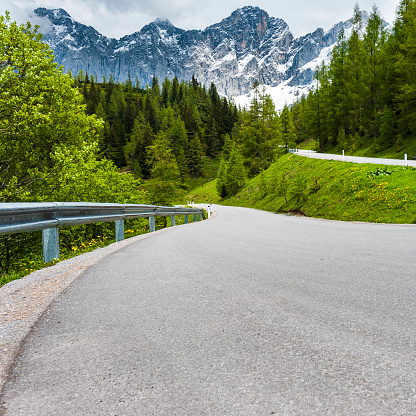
[1,205,416,415]
[294,149,416,167]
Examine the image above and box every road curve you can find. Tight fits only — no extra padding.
[1,205,416,415]
[294,149,416,167]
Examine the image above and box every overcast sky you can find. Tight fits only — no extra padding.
[3,0,399,39]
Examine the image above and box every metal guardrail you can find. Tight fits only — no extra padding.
[0,202,204,262]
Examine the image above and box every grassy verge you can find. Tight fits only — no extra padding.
[187,178,221,204]
[191,154,416,224]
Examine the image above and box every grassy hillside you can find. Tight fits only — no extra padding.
[183,156,220,192]
[189,154,416,224]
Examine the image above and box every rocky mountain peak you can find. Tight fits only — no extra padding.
[35,7,378,103]
[35,7,72,22]
[153,17,174,28]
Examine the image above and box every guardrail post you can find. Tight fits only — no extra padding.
[193,213,197,222]
[170,215,175,227]
[42,227,59,263]
[184,214,188,224]
[149,216,155,232]
[115,220,124,242]
[198,213,202,221]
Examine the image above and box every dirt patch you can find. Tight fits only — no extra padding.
[286,209,307,217]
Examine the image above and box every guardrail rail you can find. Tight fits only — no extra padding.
[0,202,204,262]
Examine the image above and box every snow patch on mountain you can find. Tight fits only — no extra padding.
[233,79,313,112]
[35,6,381,103]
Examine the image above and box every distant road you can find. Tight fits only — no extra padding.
[294,149,416,167]
[1,205,416,415]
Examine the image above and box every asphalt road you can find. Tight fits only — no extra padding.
[1,205,416,415]
[294,150,416,167]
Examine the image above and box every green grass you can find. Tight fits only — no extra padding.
[187,178,221,204]
[190,154,416,224]
[183,156,221,191]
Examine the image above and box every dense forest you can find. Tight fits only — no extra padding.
[75,73,238,177]
[74,73,297,199]
[290,1,416,156]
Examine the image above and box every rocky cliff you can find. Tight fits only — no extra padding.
[35,6,367,98]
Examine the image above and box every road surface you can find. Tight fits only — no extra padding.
[294,149,416,167]
[1,205,416,415]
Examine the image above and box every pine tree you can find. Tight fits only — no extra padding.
[147,133,181,206]
[176,147,188,183]
[162,78,170,106]
[133,122,154,179]
[152,76,160,96]
[216,157,227,198]
[205,116,220,156]
[144,93,158,132]
[187,134,203,176]
[222,133,234,160]
[391,0,416,135]
[95,102,107,121]
[170,77,180,105]
[238,85,281,176]
[107,94,118,123]
[280,104,297,150]
[169,117,188,157]
[224,143,246,196]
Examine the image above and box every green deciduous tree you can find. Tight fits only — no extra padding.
[0,12,102,202]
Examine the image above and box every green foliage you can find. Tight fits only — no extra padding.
[146,133,181,206]
[224,143,247,196]
[216,143,246,197]
[280,104,296,149]
[238,85,281,176]
[187,134,203,176]
[365,166,407,177]
[288,2,416,157]
[77,74,239,182]
[0,12,102,202]
[0,12,147,278]
[216,157,228,198]
[217,154,416,224]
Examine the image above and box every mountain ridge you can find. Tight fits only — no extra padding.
[34,6,370,102]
